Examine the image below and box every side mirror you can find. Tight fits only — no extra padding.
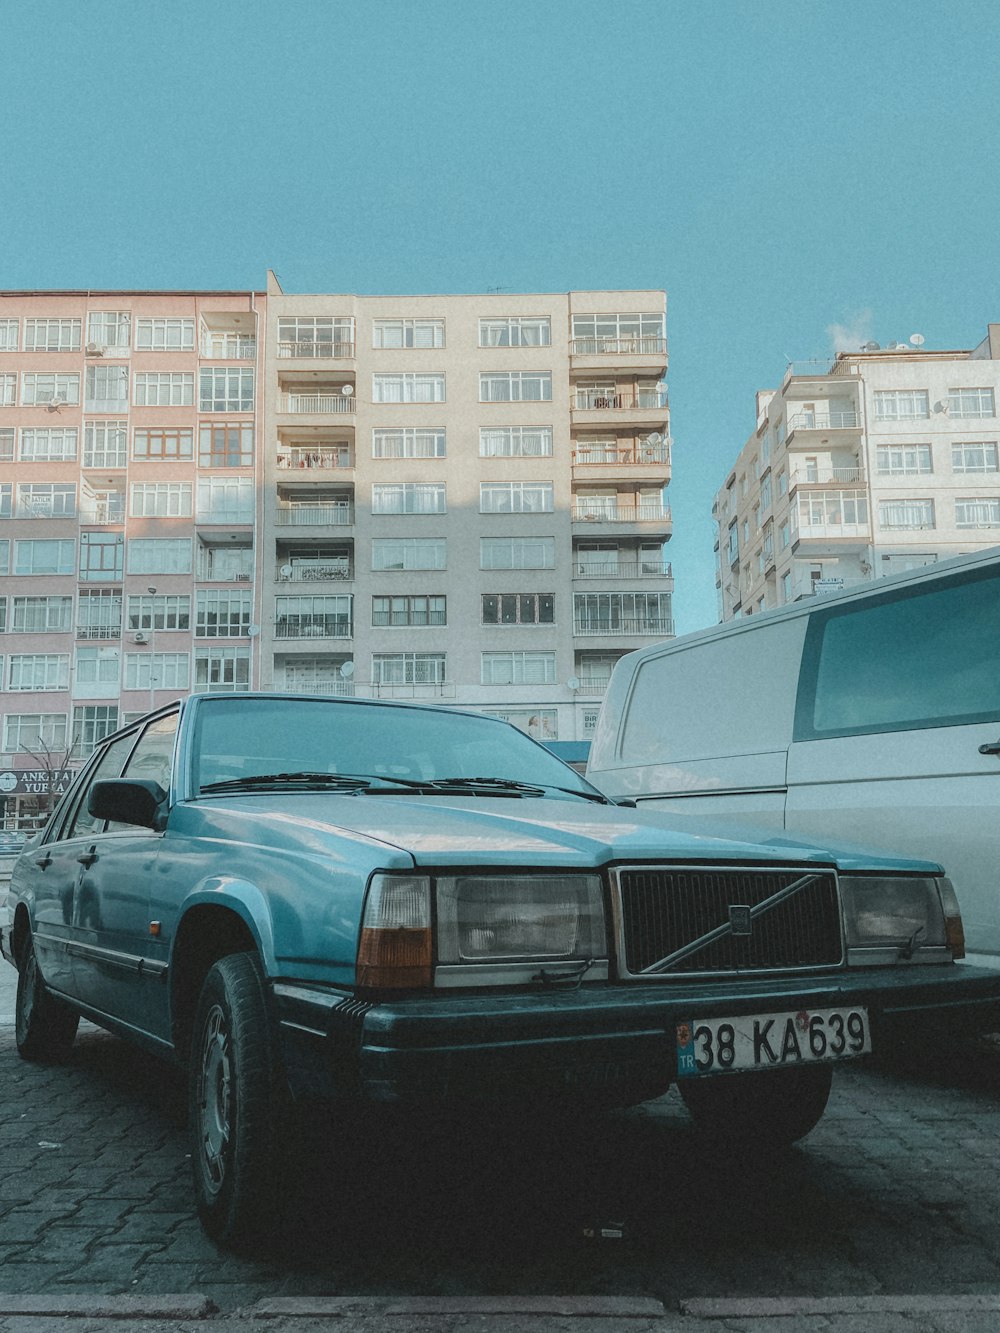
[88,779,167,831]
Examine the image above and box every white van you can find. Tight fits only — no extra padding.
[587,547,1000,960]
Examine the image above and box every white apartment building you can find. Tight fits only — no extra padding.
[0,277,671,831]
[714,325,1000,619]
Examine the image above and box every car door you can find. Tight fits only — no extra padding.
[69,711,178,1039]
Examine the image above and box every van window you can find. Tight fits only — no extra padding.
[794,565,1000,740]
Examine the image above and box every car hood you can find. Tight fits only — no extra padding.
[182,792,941,874]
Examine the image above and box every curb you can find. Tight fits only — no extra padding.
[681,1293,1000,1318]
[251,1296,666,1318]
[0,1295,216,1319]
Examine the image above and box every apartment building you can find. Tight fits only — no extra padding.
[0,277,671,830]
[714,325,1000,620]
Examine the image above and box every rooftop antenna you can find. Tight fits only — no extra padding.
[909,333,925,346]
[486,285,511,294]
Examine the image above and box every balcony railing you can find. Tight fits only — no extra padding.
[790,466,864,486]
[201,335,256,359]
[273,679,356,697]
[572,442,670,466]
[76,625,121,640]
[575,389,668,411]
[573,503,672,524]
[573,618,674,637]
[276,562,353,582]
[370,681,456,699]
[277,446,353,470]
[275,500,354,526]
[791,517,871,541]
[573,681,610,696]
[573,560,673,581]
[80,502,126,525]
[280,393,356,414]
[571,336,667,356]
[787,411,860,434]
[274,618,353,640]
[277,340,356,359]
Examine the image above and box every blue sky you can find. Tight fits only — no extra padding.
[3,0,998,633]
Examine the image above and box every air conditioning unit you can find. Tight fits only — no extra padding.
[85,342,103,356]
[45,397,65,411]
[133,632,148,644]
[235,573,251,581]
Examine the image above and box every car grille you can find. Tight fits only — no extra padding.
[613,864,844,977]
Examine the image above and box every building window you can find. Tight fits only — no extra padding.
[133,427,194,460]
[19,428,78,462]
[480,481,553,514]
[87,311,131,351]
[72,647,120,693]
[727,524,739,564]
[371,538,446,571]
[571,312,664,352]
[130,482,192,517]
[134,372,194,407]
[372,595,446,627]
[275,594,352,638]
[876,444,932,475]
[371,653,446,685]
[85,365,129,411]
[759,472,772,511]
[11,596,73,633]
[798,493,868,529]
[952,442,999,473]
[780,521,790,549]
[372,428,446,459]
[196,477,254,524]
[0,374,15,406]
[9,654,70,691]
[479,371,552,402]
[195,589,252,637]
[124,652,191,691]
[77,590,122,639]
[14,540,75,575]
[873,389,930,421]
[72,705,120,758]
[3,713,68,753]
[480,536,555,570]
[372,373,445,403]
[481,651,556,685]
[23,319,81,352]
[0,483,8,519]
[127,538,192,574]
[877,499,935,530]
[372,483,446,515]
[373,319,444,349]
[194,647,250,692]
[198,539,252,581]
[482,708,557,739]
[135,317,195,350]
[0,319,18,350]
[778,470,787,496]
[199,422,254,467]
[955,497,1000,528]
[21,373,80,406]
[479,317,550,347]
[479,426,553,457]
[482,593,554,625]
[573,592,672,635]
[84,421,128,468]
[199,368,254,412]
[127,594,190,632]
[277,317,354,357]
[948,388,995,419]
[0,428,13,461]
[17,484,76,518]
[80,532,125,581]
[0,540,8,577]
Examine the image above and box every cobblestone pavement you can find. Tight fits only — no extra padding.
[1,958,999,1330]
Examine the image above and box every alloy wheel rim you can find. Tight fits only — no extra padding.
[197,1005,231,1197]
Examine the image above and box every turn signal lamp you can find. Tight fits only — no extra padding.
[938,877,966,960]
[357,873,432,989]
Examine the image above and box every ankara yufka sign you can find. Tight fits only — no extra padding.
[0,769,74,797]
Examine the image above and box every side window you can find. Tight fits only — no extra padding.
[121,712,179,793]
[794,565,1000,740]
[60,733,138,840]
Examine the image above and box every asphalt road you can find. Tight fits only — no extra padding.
[2,952,1000,1327]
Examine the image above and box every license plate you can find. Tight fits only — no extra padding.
[675,1006,871,1078]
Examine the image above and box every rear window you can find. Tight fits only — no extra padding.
[793,563,1000,740]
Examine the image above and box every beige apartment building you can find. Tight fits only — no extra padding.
[714,325,1000,620]
[0,276,671,831]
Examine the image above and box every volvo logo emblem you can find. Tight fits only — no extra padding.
[729,905,752,936]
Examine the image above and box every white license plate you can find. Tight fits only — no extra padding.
[675,1006,871,1078]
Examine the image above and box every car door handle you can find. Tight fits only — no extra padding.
[979,740,1000,757]
[35,854,52,870]
[77,850,99,868]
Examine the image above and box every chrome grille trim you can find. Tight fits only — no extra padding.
[610,864,845,980]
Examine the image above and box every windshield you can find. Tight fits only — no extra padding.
[190,695,600,799]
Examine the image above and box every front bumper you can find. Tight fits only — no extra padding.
[272,963,1000,1105]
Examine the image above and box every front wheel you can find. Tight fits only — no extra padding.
[189,951,287,1246]
[678,1063,833,1147]
[15,935,79,1062]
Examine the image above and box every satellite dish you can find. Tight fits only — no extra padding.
[909,333,925,346]
[566,676,581,691]
[646,432,663,444]
[339,661,355,678]
[247,624,261,638]
[341,384,354,396]
[862,342,881,351]
[280,564,293,579]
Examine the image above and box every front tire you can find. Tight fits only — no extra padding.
[15,935,79,1062]
[678,1064,833,1147]
[189,951,287,1246]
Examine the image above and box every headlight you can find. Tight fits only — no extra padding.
[436,874,606,966]
[840,875,963,960]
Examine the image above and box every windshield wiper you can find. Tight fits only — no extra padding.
[366,776,610,802]
[200,771,401,794]
[198,771,611,803]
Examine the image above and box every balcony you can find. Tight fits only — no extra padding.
[276,445,353,471]
[573,560,673,587]
[277,340,356,360]
[274,617,352,640]
[571,336,667,357]
[76,624,121,640]
[275,500,354,527]
[573,501,672,530]
[571,440,671,483]
[80,500,126,525]
[573,680,610,696]
[573,617,674,637]
[789,465,864,487]
[574,388,667,411]
[280,392,356,415]
[272,678,356,697]
[276,560,353,583]
[370,681,456,700]
[786,410,861,442]
[201,334,256,359]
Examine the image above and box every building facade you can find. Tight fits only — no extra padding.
[0,277,671,831]
[714,326,1000,620]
